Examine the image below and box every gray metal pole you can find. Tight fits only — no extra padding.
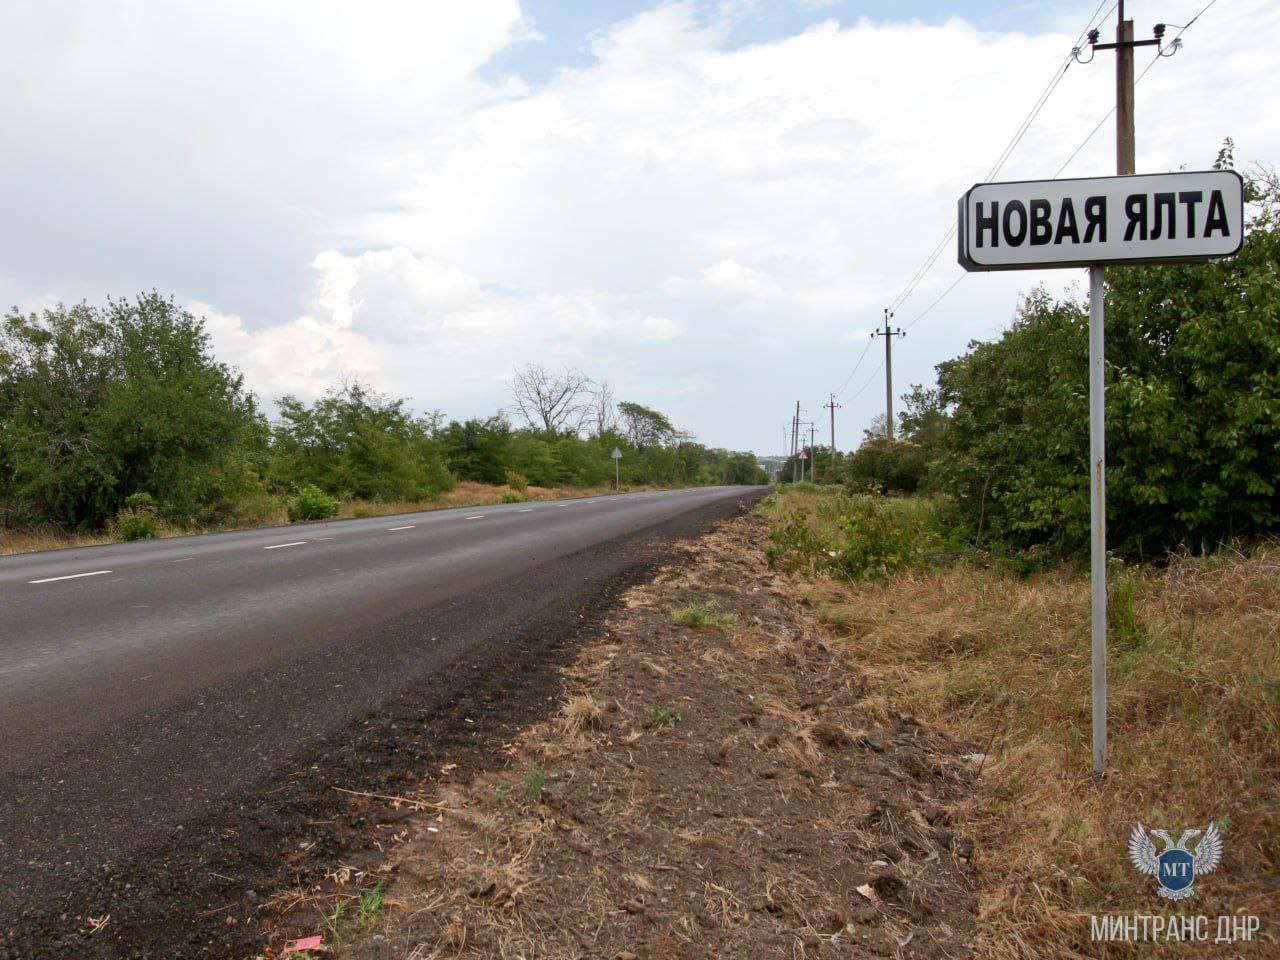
[615,457,620,491]
[1089,265,1108,776]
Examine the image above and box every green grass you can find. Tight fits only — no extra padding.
[521,760,546,804]
[672,599,732,630]
[646,706,681,727]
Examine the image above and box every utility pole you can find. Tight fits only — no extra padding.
[1073,4,1167,775]
[871,309,905,440]
[791,401,801,482]
[808,423,817,482]
[823,394,841,476]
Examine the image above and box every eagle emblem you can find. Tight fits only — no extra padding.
[1128,822,1222,900]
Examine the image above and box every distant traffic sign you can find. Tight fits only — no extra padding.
[611,447,622,459]
[798,450,808,460]
[958,170,1243,271]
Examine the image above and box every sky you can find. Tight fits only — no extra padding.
[1,0,1276,456]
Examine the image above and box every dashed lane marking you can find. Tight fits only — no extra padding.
[29,570,112,584]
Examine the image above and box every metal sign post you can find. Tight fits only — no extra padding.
[611,447,622,490]
[958,170,1243,775]
[1088,264,1107,774]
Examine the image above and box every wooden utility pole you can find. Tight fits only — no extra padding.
[871,309,905,440]
[823,394,841,475]
[808,423,817,481]
[791,401,801,482]
[1116,2,1135,174]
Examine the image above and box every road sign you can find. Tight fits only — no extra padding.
[798,450,807,460]
[957,168,1244,776]
[959,170,1243,271]
[611,448,622,459]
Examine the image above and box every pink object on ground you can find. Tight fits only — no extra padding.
[283,935,324,952]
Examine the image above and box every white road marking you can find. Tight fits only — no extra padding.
[518,508,533,513]
[315,537,335,541]
[388,525,415,531]
[29,570,112,584]
[264,541,308,550]
[465,515,486,520]
[171,557,195,563]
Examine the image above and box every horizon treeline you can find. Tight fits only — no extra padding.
[0,295,765,532]
[789,157,1280,561]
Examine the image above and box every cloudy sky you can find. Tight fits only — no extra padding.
[2,0,1275,454]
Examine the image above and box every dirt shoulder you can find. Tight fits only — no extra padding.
[306,510,978,959]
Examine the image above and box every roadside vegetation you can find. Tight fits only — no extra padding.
[0,297,764,553]
[789,158,1280,564]
[760,487,1277,954]
[761,486,1278,954]
[751,156,1280,956]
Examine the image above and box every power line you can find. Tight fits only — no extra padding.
[834,336,873,396]
[1055,0,1220,177]
[884,0,1119,317]
[845,358,885,402]
[902,273,967,330]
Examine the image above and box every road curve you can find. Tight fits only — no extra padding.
[0,485,757,957]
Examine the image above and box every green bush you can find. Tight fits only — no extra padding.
[932,166,1280,558]
[832,496,914,580]
[289,484,340,521]
[504,469,529,492]
[112,493,161,541]
[500,490,528,503]
[765,508,831,574]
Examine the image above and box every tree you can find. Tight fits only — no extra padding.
[931,167,1280,556]
[270,380,453,501]
[590,380,617,434]
[508,364,594,435]
[439,415,512,484]
[618,401,676,450]
[0,293,263,527]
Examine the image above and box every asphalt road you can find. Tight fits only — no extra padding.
[0,485,755,956]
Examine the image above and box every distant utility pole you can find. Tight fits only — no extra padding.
[823,393,842,475]
[808,423,818,481]
[791,401,801,482]
[1074,0,1172,776]
[871,309,905,440]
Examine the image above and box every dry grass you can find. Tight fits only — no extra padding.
[769,489,1280,957]
[313,511,977,960]
[0,525,114,556]
[0,482,661,557]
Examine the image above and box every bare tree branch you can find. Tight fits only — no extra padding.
[508,364,595,435]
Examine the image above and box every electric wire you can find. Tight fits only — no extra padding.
[1055,0,1220,177]
[834,337,874,397]
[884,0,1117,318]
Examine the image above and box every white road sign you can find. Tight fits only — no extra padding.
[958,170,1243,271]
[611,447,622,459]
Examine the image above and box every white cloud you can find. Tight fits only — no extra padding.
[5,0,1279,451]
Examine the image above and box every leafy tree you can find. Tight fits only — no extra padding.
[0,293,263,527]
[439,415,512,484]
[932,167,1280,557]
[618,401,676,450]
[271,380,452,501]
